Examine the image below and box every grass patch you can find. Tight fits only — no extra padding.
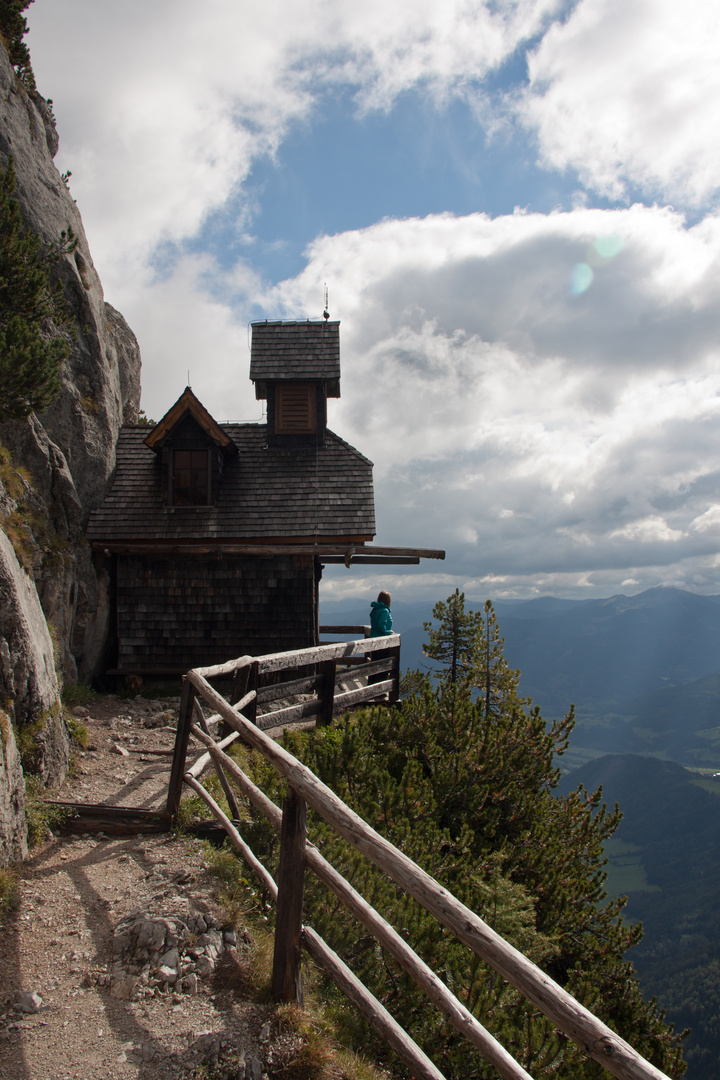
[62,682,98,707]
[0,441,32,500]
[23,775,75,847]
[64,711,90,749]
[0,866,20,925]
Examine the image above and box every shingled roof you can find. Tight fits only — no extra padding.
[86,424,375,544]
[250,320,341,397]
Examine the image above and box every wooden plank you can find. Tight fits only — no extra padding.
[356,656,394,678]
[43,802,171,836]
[302,927,446,1080]
[257,697,322,731]
[166,678,195,817]
[256,674,322,704]
[187,672,673,1080]
[185,733,534,1080]
[332,680,394,713]
[272,789,307,1004]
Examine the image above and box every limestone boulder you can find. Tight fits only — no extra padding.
[0,528,67,786]
[0,709,26,864]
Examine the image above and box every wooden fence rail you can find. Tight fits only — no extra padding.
[170,639,672,1080]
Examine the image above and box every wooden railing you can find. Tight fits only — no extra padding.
[167,638,671,1080]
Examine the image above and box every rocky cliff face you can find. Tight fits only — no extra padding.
[0,41,142,861]
[0,40,141,678]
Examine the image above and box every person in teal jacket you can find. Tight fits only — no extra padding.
[370,590,393,636]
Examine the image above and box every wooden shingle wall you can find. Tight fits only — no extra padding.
[117,553,316,672]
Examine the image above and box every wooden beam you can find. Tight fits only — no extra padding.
[192,634,400,680]
[257,697,323,731]
[94,542,444,560]
[321,556,421,564]
[42,802,170,835]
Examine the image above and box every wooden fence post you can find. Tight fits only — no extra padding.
[167,677,195,817]
[247,662,259,725]
[272,787,307,1004]
[229,662,251,707]
[389,645,401,703]
[319,660,336,725]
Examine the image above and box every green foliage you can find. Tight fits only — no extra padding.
[236,593,686,1078]
[12,711,46,773]
[0,440,31,499]
[64,711,89,750]
[0,0,35,91]
[0,866,20,926]
[61,681,97,708]
[23,774,74,846]
[0,158,76,422]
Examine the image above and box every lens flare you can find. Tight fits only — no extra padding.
[570,262,593,294]
[594,234,624,259]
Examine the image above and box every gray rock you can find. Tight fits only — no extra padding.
[0,529,67,792]
[246,1054,264,1080]
[158,947,179,969]
[0,707,26,862]
[13,991,43,1013]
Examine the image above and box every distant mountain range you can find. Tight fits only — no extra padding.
[321,587,720,770]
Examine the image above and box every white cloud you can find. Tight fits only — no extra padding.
[521,0,720,207]
[27,0,558,293]
[264,204,720,589]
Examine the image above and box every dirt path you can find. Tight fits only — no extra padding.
[0,695,298,1080]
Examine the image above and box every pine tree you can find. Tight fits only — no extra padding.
[0,158,75,422]
[0,0,36,91]
[423,588,480,686]
[240,593,686,1077]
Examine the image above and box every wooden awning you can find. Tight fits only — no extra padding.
[93,541,445,565]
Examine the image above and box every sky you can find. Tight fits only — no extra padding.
[23,0,720,605]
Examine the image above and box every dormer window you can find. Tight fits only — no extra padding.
[143,387,238,508]
[172,448,209,505]
[276,382,317,433]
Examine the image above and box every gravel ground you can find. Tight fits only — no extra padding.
[0,695,315,1080]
